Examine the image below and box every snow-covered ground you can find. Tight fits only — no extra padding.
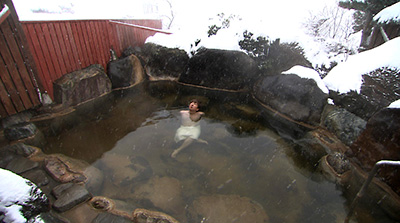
[389,99,400,108]
[374,1,400,24]
[0,168,45,223]
[323,37,400,93]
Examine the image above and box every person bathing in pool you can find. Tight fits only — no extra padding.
[171,99,208,158]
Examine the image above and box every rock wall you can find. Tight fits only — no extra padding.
[179,48,258,91]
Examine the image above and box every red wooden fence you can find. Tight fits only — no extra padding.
[21,19,162,99]
[0,0,41,118]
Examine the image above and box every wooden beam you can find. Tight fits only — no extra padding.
[109,20,172,35]
[379,26,390,42]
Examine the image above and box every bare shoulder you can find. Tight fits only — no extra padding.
[198,111,205,116]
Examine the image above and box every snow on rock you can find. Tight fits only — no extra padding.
[374,2,400,24]
[146,17,253,56]
[282,65,329,94]
[0,168,47,223]
[323,37,400,93]
[388,99,400,108]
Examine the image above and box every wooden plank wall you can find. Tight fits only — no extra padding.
[0,0,41,118]
[21,19,162,98]
[115,19,163,53]
[369,24,400,49]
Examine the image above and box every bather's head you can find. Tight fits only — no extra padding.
[188,99,200,112]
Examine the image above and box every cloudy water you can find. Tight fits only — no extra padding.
[42,83,391,223]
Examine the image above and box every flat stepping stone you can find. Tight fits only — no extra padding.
[52,184,92,212]
[0,147,17,168]
[52,183,74,199]
[6,143,38,157]
[22,169,50,187]
[6,156,39,174]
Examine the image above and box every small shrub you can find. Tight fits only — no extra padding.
[239,31,311,74]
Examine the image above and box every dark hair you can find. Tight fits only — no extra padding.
[189,99,200,109]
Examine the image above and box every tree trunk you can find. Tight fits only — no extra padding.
[359,11,373,51]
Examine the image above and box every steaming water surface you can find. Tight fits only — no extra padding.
[42,84,391,223]
[100,110,346,222]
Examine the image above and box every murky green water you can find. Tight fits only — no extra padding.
[42,82,394,223]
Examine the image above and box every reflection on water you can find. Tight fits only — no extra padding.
[42,83,393,223]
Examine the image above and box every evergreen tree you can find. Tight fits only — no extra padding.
[339,0,400,49]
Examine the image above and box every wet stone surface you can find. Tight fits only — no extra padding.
[92,212,132,223]
[22,169,50,187]
[52,184,92,212]
[44,156,87,183]
[6,156,39,174]
[5,143,38,157]
[1,111,34,129]
[0,146,18,168]
[4,122,38,141]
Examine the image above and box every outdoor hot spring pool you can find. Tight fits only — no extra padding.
[40,82,392,223]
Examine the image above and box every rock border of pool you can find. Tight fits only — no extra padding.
[1,43,399,222]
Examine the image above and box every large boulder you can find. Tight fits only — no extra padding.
[350,108,400,195]
[253,74,328,125]
[124,43,189,80]
[53,64,112,107]
[179,48,258,91]
[107,54,145,89]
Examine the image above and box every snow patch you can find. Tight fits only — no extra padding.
[323,37,400,93]
[282,65,329,94]
[0,168,44,223]
[374,2,400,24]
[388,99,400,108]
